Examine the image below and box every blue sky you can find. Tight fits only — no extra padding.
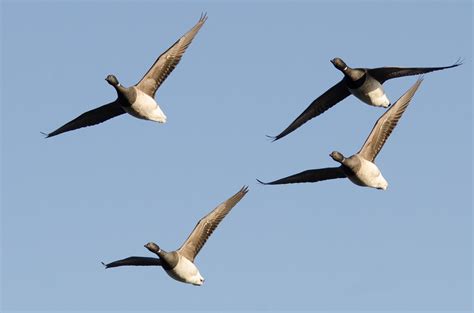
[1,0,472,312]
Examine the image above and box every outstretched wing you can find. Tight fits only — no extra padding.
[45,100,125,138]
[368,59,462,84]
[178,186,249,262]
[257,167,346,185]
[358,78,423,162]
[102,256,162,269]
[136,13,208,97]
[269,80,350,141]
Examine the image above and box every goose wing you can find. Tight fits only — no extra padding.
[358,78,423,162]
[257,167,346,185]
[136,14,207,97]
[178,186,249,262]
[368,59,461,84]
[45,100,125,138]
[102,256,162,268]
[270,80,350,141]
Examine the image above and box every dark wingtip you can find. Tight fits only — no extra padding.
[101,262,109,269]
[265,134,279,142]
[40,131,51,138]
[239,185,250,195]
[256,179,268,185]
[454,57,464,67]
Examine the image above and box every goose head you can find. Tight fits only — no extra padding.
[144,242,161,254]
[330,151,345,163]
[105,74,120,87]
[330,57,349,72]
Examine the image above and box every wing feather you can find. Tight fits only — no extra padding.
[102,256,162,268]
[368,59,461,84]
[270,80,350,141]
[178,186,249,262]
[257,167,346,185]
[45,100,125,138]
[136,13,207,97]
[358,78,423,162]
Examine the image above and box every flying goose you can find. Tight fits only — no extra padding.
[258,78,423,190]
[44,14,207,138]
[102,186,249,286]
[270,58,461,141]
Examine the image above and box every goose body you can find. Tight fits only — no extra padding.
[124,87,167,123]
[347,75,390,108]
[344,156,388,190]
[165,254,203,285]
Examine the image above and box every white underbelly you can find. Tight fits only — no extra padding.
[165,256,203,285]
[349,79,390,107]
[124,89,167,123]
[349,159,388,190]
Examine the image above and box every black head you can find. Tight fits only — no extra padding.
[105,74,120,86]
[330,57,348,72]
[144,242,160,254]
[330,151,345,163]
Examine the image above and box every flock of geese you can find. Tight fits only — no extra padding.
[45,14,461,286]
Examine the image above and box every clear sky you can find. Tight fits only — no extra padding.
[1,0,472,312]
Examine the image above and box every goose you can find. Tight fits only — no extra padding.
[44,14,207,138]
[270,58,461,141]
[102,186,249,286]
[258,78,423,190]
